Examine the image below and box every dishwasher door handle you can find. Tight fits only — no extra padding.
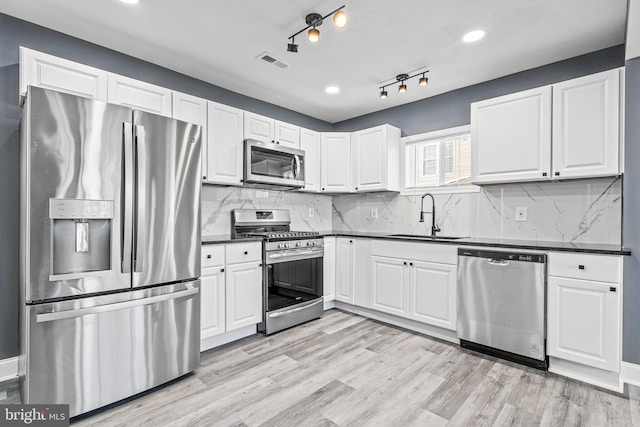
[487,259,510,266]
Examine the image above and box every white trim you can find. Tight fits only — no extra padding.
[402,184,480,195]
[400,124,471,144]
[548,356,623,393]
[622,361,640,387]
[200,324,256,352]
[334,301,459,344]
[0,357,19,383]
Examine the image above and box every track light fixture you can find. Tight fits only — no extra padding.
[287,5,347,53]
[379,70,430,99]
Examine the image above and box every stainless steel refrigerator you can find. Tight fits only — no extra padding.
[19,86,202,417]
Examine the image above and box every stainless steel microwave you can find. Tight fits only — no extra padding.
[244,139,305,188]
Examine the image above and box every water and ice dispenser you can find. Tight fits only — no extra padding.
[49,199,114,276]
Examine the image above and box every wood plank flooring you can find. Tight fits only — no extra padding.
[2,309,639,426]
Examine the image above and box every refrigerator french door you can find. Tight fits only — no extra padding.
[20,86,202,417]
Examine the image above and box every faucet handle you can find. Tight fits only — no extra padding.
[433,225,441,233]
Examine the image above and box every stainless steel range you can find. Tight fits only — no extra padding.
[232,209,324,334]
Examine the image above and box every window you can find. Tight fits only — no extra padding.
[403,125,474,193]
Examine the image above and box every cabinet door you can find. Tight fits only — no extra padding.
[207,101,244,186]
[409,261,457,330]
[552,69,620,179]
[321,133,352,192]
[275,121,300,148]
[323,237,336,303]
[300,128,321,192]
[20,47,108,101]
[547,276,620,372]
[471,86,552,184]
[107,74,172,116]
[225,261,263,331]
[173,92,208,182]
[201,266,226,341]
[335,237,355,304]
[370,256,408,317]
[352,126,386,191]
[244,111,274,143]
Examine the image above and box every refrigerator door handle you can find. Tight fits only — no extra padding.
[122,121,134,273]
[35,287,199,323]
[134,124,146,273]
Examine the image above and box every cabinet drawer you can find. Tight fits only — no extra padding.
[371,240,457,264]
[226,241,262,264]
[548,252,622,283]
[202,245,225,268]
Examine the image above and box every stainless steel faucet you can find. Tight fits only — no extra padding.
[419,193,441,236]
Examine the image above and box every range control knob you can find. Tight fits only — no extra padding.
[296,241,304,247]
[285,243,292,248]
[278,243,285,249]
[313,241,319,246]
[307,241,313,246]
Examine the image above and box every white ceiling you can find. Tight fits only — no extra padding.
[2,0,628,123]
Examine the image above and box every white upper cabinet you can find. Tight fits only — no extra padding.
[20,47,108,101]
[107,73,172,116]
[299,127,321,192]
[207,101,244,186]
[173,92,208,181]
[321,132,352,193]
[552,69,620,179]
[274,120,300,148]
[244,112,300,148]
[471,69,622,185]
[471,86,552,184]
[352,124,401,192]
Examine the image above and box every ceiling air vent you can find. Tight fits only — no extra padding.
[256,52,289,70]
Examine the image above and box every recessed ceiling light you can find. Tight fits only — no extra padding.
[120,0,139,4]
[462,30,485,43]
[325,86,340,94]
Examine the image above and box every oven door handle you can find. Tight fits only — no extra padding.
[266,249,324,264]
[268,299,323,318]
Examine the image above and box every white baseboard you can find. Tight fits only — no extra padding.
[200,325,257,352]
[622,361,640,387]
[0,357,19,383]
[323,299,335,310]
[548,357,623,393]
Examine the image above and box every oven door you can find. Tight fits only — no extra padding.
[244,139,305,188]
[261,247,323,334]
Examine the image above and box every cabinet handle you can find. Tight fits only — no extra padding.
[207,254,212,259]
[244,251,248,255]
[221,268,225,273]
[610,287,617,292]
[259,263,262,267]
[403,261,407,265]
[355,187,358,190]
[203,176,207,180]
[542,172,547,177]
[349,240,353,243]
[322,187,325,191]
[578,265,585,270]
[555,172,560,176]
[410,262,413,266]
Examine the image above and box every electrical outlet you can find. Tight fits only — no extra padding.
[515,207,528,222]
[255,190,269,198]
[308,208,315,218]
[371,207,378,219]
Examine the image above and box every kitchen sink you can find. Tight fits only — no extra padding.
[388,234,466,240]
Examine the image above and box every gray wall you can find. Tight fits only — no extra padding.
[333,46,625,135]
[623,57,640,364]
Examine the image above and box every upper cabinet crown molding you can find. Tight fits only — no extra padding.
[471,68,622,185]
[20,47,108,102]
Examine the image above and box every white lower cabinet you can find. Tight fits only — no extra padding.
[200,242,262,351]
[335,237,355,304]
[367,241,458,331]
[547,251,622,373]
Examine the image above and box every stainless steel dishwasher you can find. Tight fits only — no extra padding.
[457,248,548,369]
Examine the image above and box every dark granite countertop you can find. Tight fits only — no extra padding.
[202,231,629,255]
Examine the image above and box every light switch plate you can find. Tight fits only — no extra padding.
[515,207,527,222]
[371,208,378,219]
[255,190,269,198]
[308,208,315,218]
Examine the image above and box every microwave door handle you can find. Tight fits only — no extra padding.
[122,121,133,273]
[294,154,301,179]
[133,124,146,273]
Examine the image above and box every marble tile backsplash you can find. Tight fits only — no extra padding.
[331,177,622,245]
[201,186,333,236]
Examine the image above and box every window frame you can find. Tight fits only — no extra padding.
[401,124,479,195]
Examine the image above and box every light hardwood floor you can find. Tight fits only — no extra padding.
[3,309,639,426]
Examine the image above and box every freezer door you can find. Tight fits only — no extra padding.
[22,281,201,417]
[21,87,132,302]
[131,110,202,288]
